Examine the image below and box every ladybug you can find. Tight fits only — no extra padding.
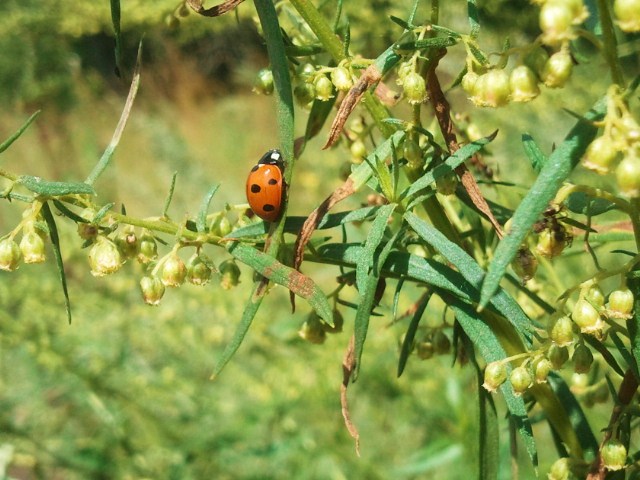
[246,149,285,222]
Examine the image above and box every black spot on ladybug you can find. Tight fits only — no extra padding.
[268,178,278,185]
[263,204,276,212]
[251,165,260,172]
[250,184,261,193]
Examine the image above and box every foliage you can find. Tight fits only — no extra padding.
[1,0,640,479]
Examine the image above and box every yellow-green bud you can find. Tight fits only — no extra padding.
[253,68,274,95]
[510,365,533,395]
[583,136,619,174]
[540,2,575,45]
[20,231,46,264]
[433,330,451,355]
[548,457,571,480]
[298,312,326,344]
[533,357,553,383]
[601,439,627,471]
[161,253,187,287]
[403,72,427,105]
[608,288,634,319]
[115,227,139,260]
[616,152,640,197]
[416,340,435,360]
[614,0,640,32]
[542,50,573,88]
[472,70,511,108]
[549,314,574,346]
[140,276,165,306]
[219,259,241,290]
[548,344,569,369]
[331,66,353,92]
[0,238,21,271]
[89,237,123,277]
[137,232,158,264]
[512,247,538,282]
[572,298,604,334]
[483,361,508,393]
[510,65,540,102]
[314,75,334,101]
[187,254,212,286]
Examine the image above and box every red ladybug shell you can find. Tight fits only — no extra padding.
[246,149,285,222]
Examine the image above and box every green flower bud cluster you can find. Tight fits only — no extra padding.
[582,90,640,196]
[538,0,589,46]
[292,62,356,107]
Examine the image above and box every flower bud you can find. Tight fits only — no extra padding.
[614,0,640,32]
[536,227,568,258]
[461,71,479,96]
[585,285,605,308]
[583,135,619,174]
[472,70,511,108]
[88,237,123,277]
[115,227,139,260]
[572,343,594,373]
[483,361,507,393]
[137,232,158,264]
[548,344,569,369]
[253,68,274,95]
[572,298,604,334]
[314,75,334,101]
[510,65,540,102]
[140,276,165,306]
[219,259,241,290]
[540,2,575,45]
[20,231,46,264]
[161,253,186,287]
[512,247,538,282]
[615,152,640,197]
[298,312,326,344]
[294,82,315,107]
[549,314,574,346]
[524,47,549,78]
[548,457,571,480]
[510,365,533,395]
[403,72,427,105]
[416,339,434,360]
[331,66,353,92]
[186,254,212,286]
[542,50,573,88]
[435,171,458,196]
[433,330,451,355]
[533,357,553,383]
[77,222,98,240]
[601,439,627,471]
[350,139,367,163]
[0,238,21,271]
[608,288,634,319]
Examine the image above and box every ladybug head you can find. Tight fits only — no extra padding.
[258,149,284,166]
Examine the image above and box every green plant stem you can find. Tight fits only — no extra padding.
[430,0,439,25]
[597,0,624,86]
[631,198,640,252]
[0,168,18,181]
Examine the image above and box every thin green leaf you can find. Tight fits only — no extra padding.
[610,330,638,378]
[356,204,396,293]
[626,275,640,378]
[211,280,264,379]
[449,298,538,468]
[522,134,547,173]
[546,373,598,458]
[400,131,497,201]
[467,0,480,38]
[110,0,123,77]
[404,211,533,345]
[351,131,406,191]
[18,176,95,196]
[228,242,333,325]
[93,203,115,225]
[255,0,294,171]
[394,36,458,52]
[0,110,40,155]
[41,202,72,324]
[391,278,405,322]
[197,183,220,233]
[397,292,431,377]
[52,200,89,223]
[228,207,381,238]
[407,0,420,26]
[162,172,178,218]
[480,98,606,309]
[85,41,142,185]
[565,191,616,216]
[477,360,499,480]
[584,335,626,377]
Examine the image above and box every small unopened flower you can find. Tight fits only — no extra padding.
[187,254,212,286]
[614,0,640,32]
[402,72,427,105]
[298,312,326,344]
[510,65,540,103]
[483,361,507,393]
[0,238,21,271]
[219,259,241,290]
[607,288,634,319]
[161,253,187,287]
[601,439,627,471]
[331,66,353,92]
[140,276,166,306]
[20,231,46,264]
[89,237,123,277]
[572,298,604,335]
[542,50,573,88]
[572,343,594,374]
[510,365,533,395]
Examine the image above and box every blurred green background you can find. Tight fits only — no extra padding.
[0,0,632,478]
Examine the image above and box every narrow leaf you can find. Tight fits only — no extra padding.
[627,275,640,377]
[110,0,123,77]
[467,0,481,38]
[450,297,538,468]
[356,204,396,293]
[162,172,178,218]
[18,176,95,196]
[522,134,547,173]
[211,280,264,379]
[397,292,431,377]
[480,98,606,309]
[477,364,499,480]
[197,183,220,233]
[404,211,533,345]
[228,242,333,325]
[0,110,40,155]
[41,202,72,324]
[85,41,142,185]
